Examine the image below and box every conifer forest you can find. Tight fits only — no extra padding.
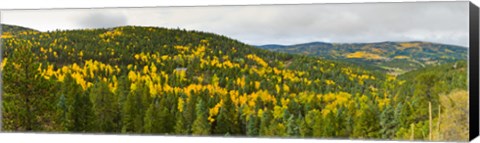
[1,24,469,141]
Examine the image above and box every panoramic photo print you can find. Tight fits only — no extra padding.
[0,1,470,142]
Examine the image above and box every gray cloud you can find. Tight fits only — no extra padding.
[0,1,469,47]
[77,12,128,29]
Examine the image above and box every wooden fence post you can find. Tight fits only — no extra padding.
[429,101,432,141]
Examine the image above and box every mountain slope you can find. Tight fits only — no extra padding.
[258,41,468,74]
[1,24,39,39]
[392,60,467,140]
[2,25,386,134]
[1,24,38,34]
[1,24,468,140]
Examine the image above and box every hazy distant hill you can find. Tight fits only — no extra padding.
[258,41,467,74]
[257,44,287,50]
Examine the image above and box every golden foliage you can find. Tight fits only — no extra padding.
[399,42,420,48]
[208,101,223,123]
[1,58,8,71]
[438,90,469,141]
[345,51,384,60]
[246,54,269,67]
[393,55,410,59]
[1,32,13,39]
[177,98,185,113]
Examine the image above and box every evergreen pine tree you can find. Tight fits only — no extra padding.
[192,99,210,135]
[246,114,259,136]
[91,81,116,132]
[380,104,397,139]
[213,95,239,135]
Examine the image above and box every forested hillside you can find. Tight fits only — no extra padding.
[258,41,468,75]
[0,24,468,141]
[1,24,38,37]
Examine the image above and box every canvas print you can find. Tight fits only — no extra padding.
[0,1,471,142]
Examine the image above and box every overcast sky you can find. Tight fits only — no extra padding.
[0,1,469,47]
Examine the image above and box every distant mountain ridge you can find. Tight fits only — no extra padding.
[258,41,467,75]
